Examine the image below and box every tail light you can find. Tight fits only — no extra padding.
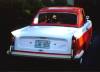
[72,36,77,56]
[72,36,76,44]
[10,34,15,51]
[10,34,15,45]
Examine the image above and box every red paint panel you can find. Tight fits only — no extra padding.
[31,7,83,28]
[77,12,84,27]
[39,7,81,14]
[72,26,92,55]
[76,27,92,50]
[31,23,78,27]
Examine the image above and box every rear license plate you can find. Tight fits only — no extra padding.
[35,40,50,48]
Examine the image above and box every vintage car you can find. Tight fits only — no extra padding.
[7,7,92,63]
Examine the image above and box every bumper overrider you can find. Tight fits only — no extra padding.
[7,45,84,60]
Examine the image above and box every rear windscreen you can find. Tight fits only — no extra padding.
[38,13,77,24]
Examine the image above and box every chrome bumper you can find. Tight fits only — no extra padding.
[7,46,84,59]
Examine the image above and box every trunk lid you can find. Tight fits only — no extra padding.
[12,26,78,55]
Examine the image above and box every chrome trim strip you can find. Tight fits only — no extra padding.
[74,50,84,59]
[10,51,71,59]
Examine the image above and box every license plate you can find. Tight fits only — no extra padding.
[35,40,50,48]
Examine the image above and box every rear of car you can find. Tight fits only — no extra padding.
[7,7,92,63]
[8,26,76,59]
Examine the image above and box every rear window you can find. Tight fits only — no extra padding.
[38,13,77,24]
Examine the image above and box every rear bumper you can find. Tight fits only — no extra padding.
[7,46,84,60]
[7,51,72,59]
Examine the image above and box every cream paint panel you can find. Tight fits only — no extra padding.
[11,26,78,39]
[15,38,71,54]
[11,26,77,55]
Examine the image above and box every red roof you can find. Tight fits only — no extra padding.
[39,7,83,14]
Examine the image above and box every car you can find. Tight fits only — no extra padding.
[7,7,92,64]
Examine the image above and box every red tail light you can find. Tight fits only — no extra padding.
[10,34,15,45]
[10,34,15,51]
[72,36,77,56]
[72,36,76,44]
